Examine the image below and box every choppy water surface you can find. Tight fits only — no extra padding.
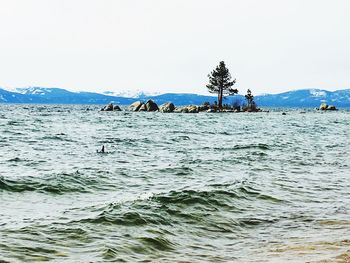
[1,104,350,262]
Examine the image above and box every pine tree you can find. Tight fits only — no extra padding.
[245,89,254,108]
[244,89,257,111]
[206,61,238,109]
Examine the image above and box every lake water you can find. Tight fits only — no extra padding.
[1,104,350,262]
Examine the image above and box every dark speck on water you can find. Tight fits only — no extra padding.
[97,145,105,153]
[0,104,350,262]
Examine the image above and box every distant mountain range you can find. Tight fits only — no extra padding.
[1,87,350,108]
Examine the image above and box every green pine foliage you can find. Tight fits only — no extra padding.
[207,61,238,109]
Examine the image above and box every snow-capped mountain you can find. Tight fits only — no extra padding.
[4,87,58,95]
[309,89,327,97]
[0,87,135,104]
[255,89,350,107]
[15,87,52,95]
[102,90,161,98]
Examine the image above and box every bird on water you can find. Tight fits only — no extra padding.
[97,145,105,153]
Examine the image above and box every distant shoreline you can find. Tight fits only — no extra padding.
[1,87,350,108]
[1,103,349,111]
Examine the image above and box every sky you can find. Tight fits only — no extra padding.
[0,0,349,95]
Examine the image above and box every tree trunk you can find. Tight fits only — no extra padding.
[218,87,223,109]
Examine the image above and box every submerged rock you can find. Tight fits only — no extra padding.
[159,102,175,113]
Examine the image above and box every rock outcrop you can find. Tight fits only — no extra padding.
[242,105,261,112]
[174,105,199,113]
[113,105,121,111]
[319,103,337,111]
[188,106,199,113]
[320,103,328,110]
[138,104,147,111]
[198,105,210,112]
[128,100,159,112]
[101,103,121,111]
[159,102,175,113]
[128,101,143,112]
[145,100,159,111]
[101,103,113,111]
[327,105,337,110]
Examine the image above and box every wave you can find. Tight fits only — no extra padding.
[72,184,283,230]
[0,171,113,194]
[204,143,271,152]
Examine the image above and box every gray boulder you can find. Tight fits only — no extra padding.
[174,105,198,113]
[101,103,122,111]
[145,100,159,111]
[101,103,114,111]
[182,107,189,113]
[128,101,143,111]
[159,102,175,113]
[319,103,337,111]
[139,104,147,111]
[113,105,121,111]
[320,103,328,110]
[174,107,183,113]
[187,105,199,113]
[198,105,210,112]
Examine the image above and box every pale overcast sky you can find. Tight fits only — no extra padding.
[0,0,349,94]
